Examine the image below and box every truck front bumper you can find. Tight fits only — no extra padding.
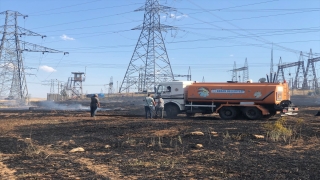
[282,106,298,116]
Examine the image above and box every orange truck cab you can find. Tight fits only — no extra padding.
[156,80,298,120]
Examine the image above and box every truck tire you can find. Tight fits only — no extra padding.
[219,107,237,120]
[244,107,262,120]
[165,104,179,118]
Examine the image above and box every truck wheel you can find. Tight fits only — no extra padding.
[219,107,237,120]
[245,107,262,120]
[166,105,179,118]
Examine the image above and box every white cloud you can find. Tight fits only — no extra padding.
[0,63,15,69]
[230,54,234,57]
[39,65,56,73]
[60,34,75,41]
[162,14,188,19]
[170,14,188,19]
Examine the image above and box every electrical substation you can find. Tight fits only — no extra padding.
[0,1,320,102]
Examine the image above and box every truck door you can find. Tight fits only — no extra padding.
[162,85,172,97]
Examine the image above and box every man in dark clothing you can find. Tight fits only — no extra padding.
[90,94,100,117]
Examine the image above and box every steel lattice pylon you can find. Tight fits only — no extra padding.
[120,0,175,93]
[231,62,237,81]
[303,49,319,89]
[276,53,305,89]
[0,11,28,101]
[0,10,67,102]
[276,57,284,83]
[230,59,249,82]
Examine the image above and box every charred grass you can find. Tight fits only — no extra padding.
[0,107,320,179]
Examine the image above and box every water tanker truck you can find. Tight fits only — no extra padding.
[156,81,298,120]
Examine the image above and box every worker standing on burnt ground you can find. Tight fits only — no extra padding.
[90,94,100,117]
[155,95,164,118]
[144,93,155,119]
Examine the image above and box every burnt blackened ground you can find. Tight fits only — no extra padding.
[0,102,320,179]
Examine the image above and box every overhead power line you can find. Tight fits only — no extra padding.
[180,0,279,12]
[31,11,134,30]
[30,2,144,16]
[28,0,103,15]
[179,7,320,12]
[185,0,308,55]
[37,20,142,34]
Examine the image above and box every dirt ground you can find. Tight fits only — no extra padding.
[0,97,320,179]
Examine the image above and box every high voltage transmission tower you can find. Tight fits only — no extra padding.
[120,0,176,93]
[230,59,249,82]
[0,10,67,102]
[294,52,306,89]
[303,49,320,89]
[276,57,285,83]
[276,52,305,89]
[231,62,237,81]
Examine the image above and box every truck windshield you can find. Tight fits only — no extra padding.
[157,85,164,94]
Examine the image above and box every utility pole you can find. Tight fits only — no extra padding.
[108,76,114,94]
[270,44,274,80]
[188,66,191,81]
[120,0,176,93]
[42,79,60,94]
[56,80,63,94]
[50,79,55,94]
[57,81,60,95]
[0,10,67,103]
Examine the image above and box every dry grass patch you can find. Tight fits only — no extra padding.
[0,155,16,179]
[76,157,125,179]
[263,117,304,143]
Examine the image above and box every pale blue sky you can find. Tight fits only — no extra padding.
[1,0,320,98]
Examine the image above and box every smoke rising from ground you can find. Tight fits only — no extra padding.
[37,101,88,110]
[290,96,320,106]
